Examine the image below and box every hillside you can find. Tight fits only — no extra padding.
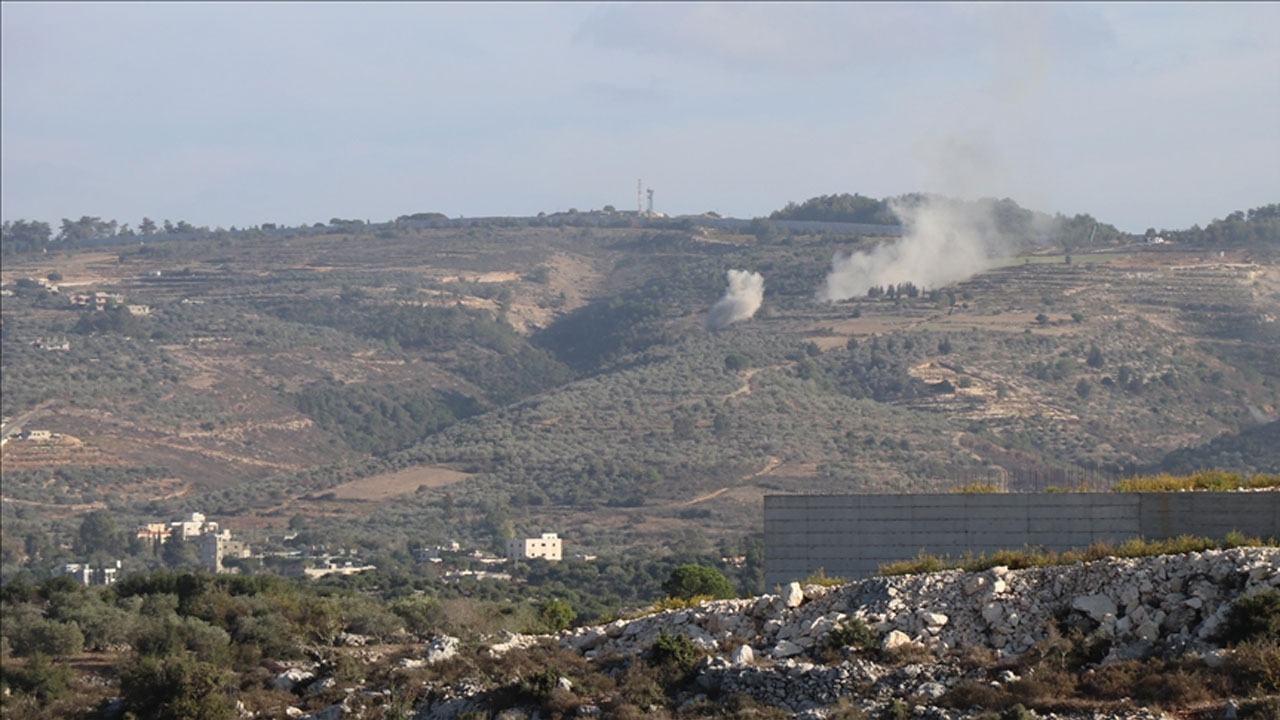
[2,203,1279,573]
[3,546,1276,719]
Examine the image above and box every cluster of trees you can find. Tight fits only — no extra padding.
[0,217,211,255]
[767,192,1126,247]
[1153,204,1280,247]
[769,193,898,225]
[294,384,482,455]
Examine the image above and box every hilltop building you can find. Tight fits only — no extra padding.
[507,532,562,562]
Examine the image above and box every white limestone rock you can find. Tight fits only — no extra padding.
[425,635,460,664]
[784,582,805,608]
[1072,594,1118,623]
[274,668,316,693]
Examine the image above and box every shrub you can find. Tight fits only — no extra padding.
[119,654,234,720]
[648,631,697,671]
[804,567,848,587]
[1226,639,1280,693]
[880,699,912,720]
[538,599,577,632]
[825,619,879,651]
[878,551,951,576]
[1,652,72,706]
[1221,591,1280,645]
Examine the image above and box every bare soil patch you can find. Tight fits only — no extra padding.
[326,465,471,501]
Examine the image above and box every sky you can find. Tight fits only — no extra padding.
[2,2,1278,233]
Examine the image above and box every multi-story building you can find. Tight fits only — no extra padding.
[200,530,251,573]
[506,532,562,562]
[136,512,220,544]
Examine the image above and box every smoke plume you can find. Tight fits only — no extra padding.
[707,269,764,330]
[815,196,1014,302]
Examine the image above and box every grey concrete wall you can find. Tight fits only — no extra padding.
[765,492,1280,588]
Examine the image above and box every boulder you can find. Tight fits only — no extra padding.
[425,635,460,664]
[731,644,755,665]
[784,582,805,608]
[274,667,316,693]
[772,639,804,658]
[881,630,914,650]
[1072,594,1118,623]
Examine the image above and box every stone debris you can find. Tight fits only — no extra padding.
[415,547,1278,720]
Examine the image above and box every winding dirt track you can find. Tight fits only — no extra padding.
[679,455,782,507]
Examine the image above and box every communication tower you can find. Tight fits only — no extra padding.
[646,188,654,215]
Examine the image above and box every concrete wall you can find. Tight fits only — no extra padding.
[764,492,1280,587]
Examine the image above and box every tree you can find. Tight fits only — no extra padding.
[1,219,53,254]
[1086,345,1104,369]
[1035,313,1049,325]
[662,564,735,600]
[76,510,125,556]
[162,535,202,570]
[119,654,234,720]
[1075,378,1092,399]
[538,599,576,632]
[140,217,157,235]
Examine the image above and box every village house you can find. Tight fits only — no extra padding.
[134,511,220,544]
[32,338,70,351]
[59,560,122,586]
[506,532,562,562]
[71,292,124,310]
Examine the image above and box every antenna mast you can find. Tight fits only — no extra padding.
[637,179,643,215]
[646,188,654,215]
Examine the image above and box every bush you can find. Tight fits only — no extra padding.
[1221,591,1280,645]
[825,619,879,651]
[538,599,576,632]
[880,699,911,720]
[1,652,72,706]
[804,568,848,587]
[119,654,234,720]
[1226,639,1280,693]
[648,631,697,671]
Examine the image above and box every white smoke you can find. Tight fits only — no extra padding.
[707,269,764,330]
[815,196,1013,302]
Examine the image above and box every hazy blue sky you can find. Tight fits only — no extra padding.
[3,2,1277,232]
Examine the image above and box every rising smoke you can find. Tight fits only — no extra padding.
[707,269,765,330]
[815,196,1018,302]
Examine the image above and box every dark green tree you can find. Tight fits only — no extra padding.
[75,510,125,556]
[119,654,233,720]
[662,564,735,600]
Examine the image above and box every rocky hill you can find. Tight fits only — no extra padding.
[403,547,1280,720]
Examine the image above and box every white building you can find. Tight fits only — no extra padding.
[506,532,562,562]
[60,560,122,586]
[173,512,219,541]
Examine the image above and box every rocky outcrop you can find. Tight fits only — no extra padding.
[412,547,1279,720]
[557,547,1279,664]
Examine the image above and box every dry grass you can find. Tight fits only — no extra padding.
[325,465,471,501]
[1112,471,1280,493]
